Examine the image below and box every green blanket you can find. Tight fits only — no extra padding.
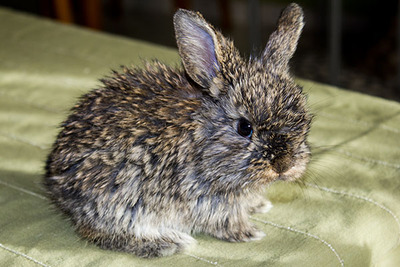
[1,7,399,267]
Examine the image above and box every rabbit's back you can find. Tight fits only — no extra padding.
[44,63,202,220]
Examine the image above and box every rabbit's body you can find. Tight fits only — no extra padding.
[45,3,311,258]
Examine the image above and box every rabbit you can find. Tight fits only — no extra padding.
[44,3,312,258]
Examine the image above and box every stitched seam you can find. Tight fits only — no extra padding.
[0,91,63,114]
[336,149,400,169]
[184,253,219,265]
[0,179,222,265]
[0,242,51,267]
[251,216,345,267]
[306,183,400,242]
[0,181,51,266]
[0,132,48,151]
[319,112,400,134]
[0,179,47,200]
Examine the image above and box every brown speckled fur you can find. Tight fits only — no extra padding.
[44,3,312,258]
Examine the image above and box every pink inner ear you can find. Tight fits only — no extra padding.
[189,23,219,79]
[181,17,220,81]
[198,30,218,77]
[174,10,222,87]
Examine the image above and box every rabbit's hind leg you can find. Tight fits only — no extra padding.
[125,233,195,258]
[78,225,195,258]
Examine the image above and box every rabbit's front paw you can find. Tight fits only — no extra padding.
[214,225,266,242]
[249,199,273,214]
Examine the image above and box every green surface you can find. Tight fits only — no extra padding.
[1,7,400,267]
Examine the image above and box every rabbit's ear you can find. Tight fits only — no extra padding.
[174,9,221,88]
[262,3,304,71]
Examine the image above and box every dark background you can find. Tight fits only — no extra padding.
[1,0,398,101]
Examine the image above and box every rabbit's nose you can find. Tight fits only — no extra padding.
[271,154,293,174]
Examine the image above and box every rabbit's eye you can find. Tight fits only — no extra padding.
[237,118,253,138]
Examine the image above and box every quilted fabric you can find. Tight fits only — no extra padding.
[0,7,399,267]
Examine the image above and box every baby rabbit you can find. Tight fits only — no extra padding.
[45,3,311,258]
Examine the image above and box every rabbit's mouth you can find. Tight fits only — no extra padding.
[275,160,308,182]
[250,142,310,183]
[248,156,308,184]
